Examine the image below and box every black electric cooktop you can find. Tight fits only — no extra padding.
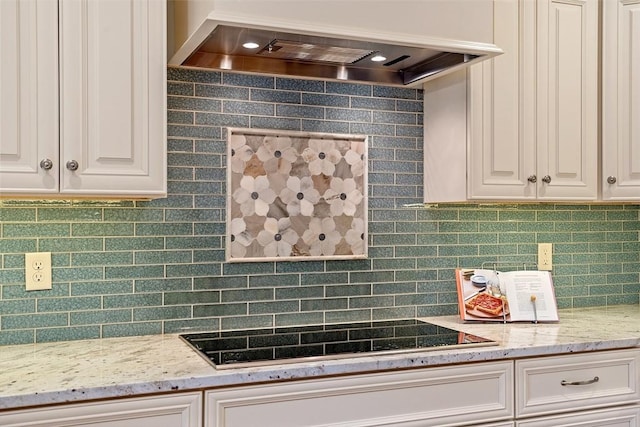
[180,319,497,369]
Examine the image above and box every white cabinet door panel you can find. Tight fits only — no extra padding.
[60,0,166,197]
[602,0,640,200]
[0,392,202,427]
[536,0,598,200]
[468,0,536,200]
[0,0,59,194]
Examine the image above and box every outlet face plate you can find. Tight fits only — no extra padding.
[25,252,52,290]
[537,243,553,271]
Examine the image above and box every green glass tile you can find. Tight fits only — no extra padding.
[135,223,193,236]
[37,208,103,221]
[300,298,348,311]
[2,313,68,329]
[133,306,191,321]
[416,304,457,317]
[39,238,104,252]
[276,261,324,273]
[0,236,38,254]
[325,259,371,272]
[71,309,132,325]
[163,318,219,334]
[276,286,324,300]
[135,278,193,292]
[223,262,274,276]
[221,288,273,302]
[0,299,36,314]
[102,322,162,338]
[0,330,35,346]
[372,306,416,319]
[3,283,69,299]
[193,303,247,317]
[54,266,104,282]
[105,265,164,280]
[349,296,394,309]
[36,326,101,343]
[165,290,220,305]
[373,282,416,295]
[3,224,70,238]
[105,237,164,251]
[103,293,163,309]
[220,315,273,330]
[249,300,299,314]
[194,276,247,290]
[72,223,133,237]
[72,252,132,266]
[134,250,192,265]
[166,263,221,278]
[395,293,438,306]
[300,272,348,286]
[249,274,299,288]
[71,280,133,296]
[37,296,101,312]
[324,309,370,324]
[0,208,36,222]
[325,284,371,297]
[275,312,324,327]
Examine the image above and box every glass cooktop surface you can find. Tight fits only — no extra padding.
[180,319,497,369]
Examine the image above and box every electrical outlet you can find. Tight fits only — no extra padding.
[25,252,52,291]
[538,243,553,271]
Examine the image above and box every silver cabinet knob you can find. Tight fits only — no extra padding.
[66,160,79,171]
[607,176,617,184]
[542,175,552,184]
[39,159,53,170]
[527,175,537,183]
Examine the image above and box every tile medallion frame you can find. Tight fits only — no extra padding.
[227,128,368,262]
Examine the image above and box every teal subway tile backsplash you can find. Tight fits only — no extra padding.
[0,67,639,345]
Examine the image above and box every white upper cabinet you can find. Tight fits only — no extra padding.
[424,0,598,203]
[60,0,166,198]
[602,0,640,201]
[0,0,167,199]
[0,0,59,194]
[535,0,598,200]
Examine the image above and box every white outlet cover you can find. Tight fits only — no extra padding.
[25,252,52,290]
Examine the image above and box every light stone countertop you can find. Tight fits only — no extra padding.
[2,304,640,411]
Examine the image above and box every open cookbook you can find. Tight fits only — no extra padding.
[455,268,559,322]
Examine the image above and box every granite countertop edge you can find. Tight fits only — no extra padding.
[2,304,640,411]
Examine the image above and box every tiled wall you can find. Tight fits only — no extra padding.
[0,67,639,346]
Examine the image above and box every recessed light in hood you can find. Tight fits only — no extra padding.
[169,4,503,87]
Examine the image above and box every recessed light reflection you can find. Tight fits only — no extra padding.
[371,55,387,62]
[242,42,260,49]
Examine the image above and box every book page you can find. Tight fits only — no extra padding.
[501,270,559,322]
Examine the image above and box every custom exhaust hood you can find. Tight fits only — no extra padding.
[169,1,502,87]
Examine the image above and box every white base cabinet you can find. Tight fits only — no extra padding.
[515,348,640,418]
[0,392,202,427]
[516,406,640,427]
[206,361,514,427]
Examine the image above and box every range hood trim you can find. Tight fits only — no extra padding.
[169,10,503,87]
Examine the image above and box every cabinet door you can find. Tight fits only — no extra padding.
[536,0,598,200]
[206,361,513,427]
[0,392,202,427]
[59,0,166,198]
[0,0,59,194]
[468,0,536,200]
[602,0,640,201]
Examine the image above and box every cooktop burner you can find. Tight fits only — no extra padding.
[180,319,497,369]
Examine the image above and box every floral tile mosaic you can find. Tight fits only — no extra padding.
[227,128,368,261]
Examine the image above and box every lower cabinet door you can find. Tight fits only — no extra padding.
[206,361,514,427]
[516,405,640,427]
[0,392,202,427]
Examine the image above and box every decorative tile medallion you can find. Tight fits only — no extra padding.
[227,128,368,262]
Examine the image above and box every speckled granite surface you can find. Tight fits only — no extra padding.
[2,305,640,411]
